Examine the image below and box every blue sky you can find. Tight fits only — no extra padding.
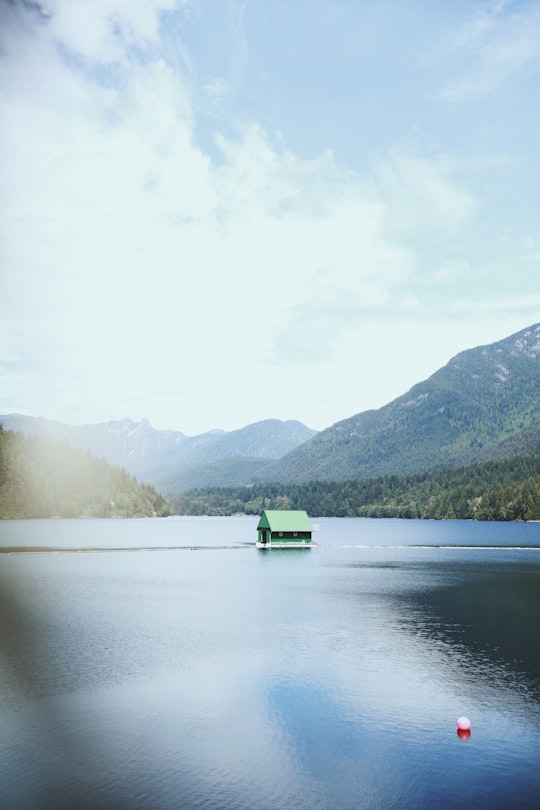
[1,0,539,434]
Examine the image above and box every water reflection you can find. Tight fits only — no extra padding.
[268,680,362,774]
[389,560,540,705]
[2,520,540,809]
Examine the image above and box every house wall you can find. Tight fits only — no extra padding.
[270,531,311,543]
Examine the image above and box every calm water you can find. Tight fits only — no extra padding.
[1,517,539,809]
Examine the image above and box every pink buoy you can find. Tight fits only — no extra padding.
[457,716,471,731]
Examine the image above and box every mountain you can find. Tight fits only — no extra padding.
[258,323,540,483]
[156,457,274,495]
[0,415,316,491]
[176,419,315,466]
[0,426,169,519]
[0,415,193,481]
[3,323,538,493]
[153,420,317,494]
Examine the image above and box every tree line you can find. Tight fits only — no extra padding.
[170,451,540,521]
[0,426,169,518]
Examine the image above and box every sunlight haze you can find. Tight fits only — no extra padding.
[1,0,539,435]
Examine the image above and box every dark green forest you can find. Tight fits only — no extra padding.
[0,426,169,518]
[171,452,540,521]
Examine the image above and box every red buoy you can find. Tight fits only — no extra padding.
[457,716,471,731]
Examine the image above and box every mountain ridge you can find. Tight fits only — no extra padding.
[257,323,540,483]
[2,322,539,492]
[0,414,316,490]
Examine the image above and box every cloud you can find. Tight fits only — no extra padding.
[437,0,540,99]
[373,151,477,236]
[38,0,186,62]
[0,0,478,428]
[2,1,538,433]
[430,259,470,284]
[262,147,482,369]
[203,77,231,103]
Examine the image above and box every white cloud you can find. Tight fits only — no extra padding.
[438,0,540,99]
[430,259,470,284]
[203,77,231,105]
[40,0,186,62]
[374,151,477,237]
[1,1,538,433]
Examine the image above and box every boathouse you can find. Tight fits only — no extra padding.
[256,510,313,548]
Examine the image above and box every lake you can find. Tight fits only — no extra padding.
[1,517,539,809]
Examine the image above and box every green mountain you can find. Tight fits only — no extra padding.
[0,415,316,491]
[259,323,540,483]
[0,426,169,518]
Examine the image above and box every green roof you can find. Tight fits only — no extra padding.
[257,510,312,532]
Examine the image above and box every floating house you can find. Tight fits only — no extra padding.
[256,510,313,549]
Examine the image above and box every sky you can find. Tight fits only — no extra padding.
[1,0,540,436]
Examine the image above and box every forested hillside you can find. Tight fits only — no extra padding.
[0,426,169,518]
[171,452,540,522]
[260,323,540,483]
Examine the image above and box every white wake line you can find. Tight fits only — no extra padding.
[0,545,252,554]
[317,544,540,550]
[2,544,539,554]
